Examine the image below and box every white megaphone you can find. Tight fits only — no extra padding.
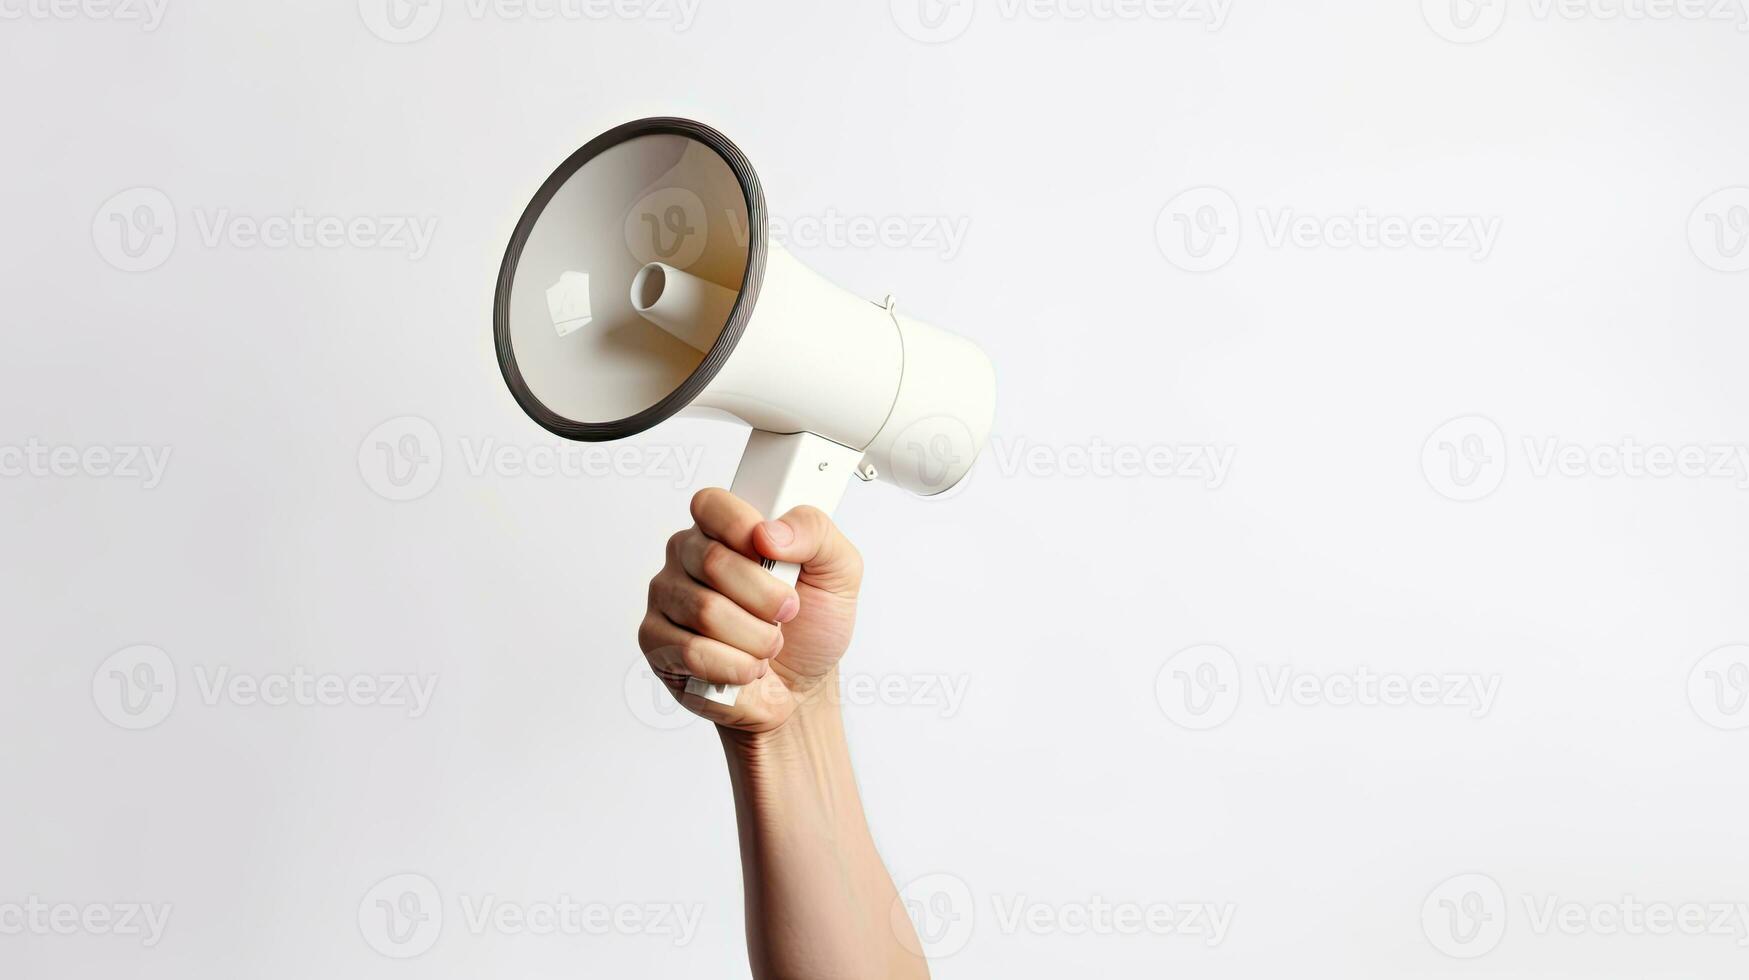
[494,117,995,706]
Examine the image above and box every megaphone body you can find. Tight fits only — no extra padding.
[495,117,994,705]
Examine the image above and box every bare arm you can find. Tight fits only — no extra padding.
[640,489,928,979]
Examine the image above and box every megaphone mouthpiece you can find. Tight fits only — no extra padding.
[630,262,735,354]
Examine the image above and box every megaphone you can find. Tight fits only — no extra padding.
[493,117,995,706]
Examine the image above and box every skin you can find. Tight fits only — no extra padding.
[639,488,930,980]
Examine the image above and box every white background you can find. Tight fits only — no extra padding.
[3,0,1749,977]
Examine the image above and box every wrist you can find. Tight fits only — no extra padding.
[719,669,845,765]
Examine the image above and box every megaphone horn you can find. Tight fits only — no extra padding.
[495,116,996,706]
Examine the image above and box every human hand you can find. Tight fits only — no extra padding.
[638,488,863,733]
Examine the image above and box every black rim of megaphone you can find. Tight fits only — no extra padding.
[494,116,768,443]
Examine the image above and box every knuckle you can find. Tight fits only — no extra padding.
[679,637,711,676]
[700,540,734,582]
[691,590,726,630]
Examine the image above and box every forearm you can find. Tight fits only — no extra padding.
[719,673,927,980]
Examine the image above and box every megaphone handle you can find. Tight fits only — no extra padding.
[684,430,867,707]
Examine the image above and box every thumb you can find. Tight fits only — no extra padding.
[753,506,863,595]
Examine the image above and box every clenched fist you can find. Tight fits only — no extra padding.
[639,488,863,733]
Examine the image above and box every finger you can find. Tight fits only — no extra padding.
[678,529,800,624]
[689,487,765,560]
[753,505,864,594]
[638,612,767,686]
[651,568,785,659]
